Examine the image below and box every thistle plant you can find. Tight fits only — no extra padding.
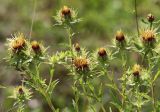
[3,5,160,112]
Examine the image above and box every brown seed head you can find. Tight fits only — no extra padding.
[73,57,89,71]
[31,41,41,53]
[141,29,155,42]
[147,13,155,22]
[98,48,107,57]
[74,43,80,52]
[132,64,141,76]
[116,31,125,42]
[61,6,71,17]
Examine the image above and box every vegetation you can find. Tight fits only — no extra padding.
[1,0,160,112]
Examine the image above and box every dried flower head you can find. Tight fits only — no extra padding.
[147,13,155,22]
[9,33,26,52]
[73,57,89,72]
[98,48,107,57]
[116,31,125,42]
[141,29,155,42]
[132,64,141,76]
[61,6,71,19]
[74,43,80,52]
[31,41,41,53]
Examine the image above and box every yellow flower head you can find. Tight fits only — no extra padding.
[98,47,107,57]
[74,43,80,52]
[132,64,141,76]
[9,33,26,53]
[73,57,89,71]
[31,41,41,53]
[61,6,71,18]
[116,30,125,42]
[141,29,155,42]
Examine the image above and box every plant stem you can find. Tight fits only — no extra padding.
[150,22,153,30]
[73,81,79,112]
[151,82,156,112]
[134,0,139,36]
[101,104,106,112]
[44,93,56,112]
[67,27,73,53]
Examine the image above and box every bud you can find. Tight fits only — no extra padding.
[141,29,155,42]
[31,41,41,53]
[61,6,71,19]
[147,13,155,23]
[74,43,80,52]
[98,48,107,57]
[73,57,89,72]
[116,31,125,42]
[132,64,141,77]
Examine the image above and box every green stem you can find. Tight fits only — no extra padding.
[151,82,156,112]
[66,27,73,52]
[81,81,89,112]
[101,104,106,112]
[134,0,139,36]
[44,92,56,112]
[150,22,153,30]
[73,82,79,112]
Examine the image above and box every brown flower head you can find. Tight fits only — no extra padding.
[116,31,125,42]
[147,13,155,22]
[73,57,89,71]
[141,29,155,42]
[74,43,80,52]
[98,48,107,57]
[31,41,41,53]
[61,6,71,19]
[132,64,141,76]
[11,33,26,52]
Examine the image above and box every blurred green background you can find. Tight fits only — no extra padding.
[0,0,160,112]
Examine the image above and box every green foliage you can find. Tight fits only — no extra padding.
[1,1,160,112]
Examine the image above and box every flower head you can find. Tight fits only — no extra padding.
[9,86,32,101]
[132,64,141,76]
[73,57,89,72]
[31,41,41,54]
[18,86,24,94]
[74,43,80,52]
[61,6,71,19]
[116,30,125,42]
[147,13,155,22]
[98,48,107,57]
[141,29,155,42]
[9,33,26,53]
[54,5,79,25]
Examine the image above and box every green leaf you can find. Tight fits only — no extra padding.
[134,42,142,51]
[106,84,118,91]
[153,69,160,83]
[109,90,122,110]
